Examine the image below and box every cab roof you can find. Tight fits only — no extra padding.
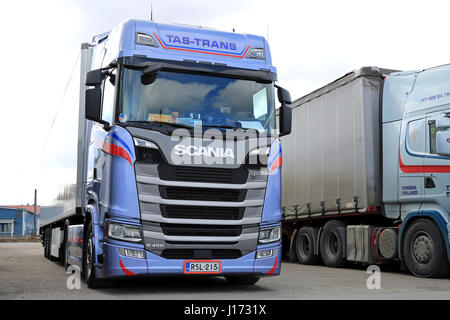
[94,19,276,74]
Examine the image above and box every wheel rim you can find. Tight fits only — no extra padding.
[411,231,434,265]
[299,234,311,258]
[328,232,339,256]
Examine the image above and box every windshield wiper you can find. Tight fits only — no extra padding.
[149,121,194,130]
[124,120,193,130]
[201,124,241,129]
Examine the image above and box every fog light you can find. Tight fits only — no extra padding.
[256,249,276,259]
[119,248,146,259]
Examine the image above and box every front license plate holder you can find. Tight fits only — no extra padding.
[184,260,221,274]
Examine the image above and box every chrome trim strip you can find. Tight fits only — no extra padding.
[139,195,264,207]
[143,231,258,242]
[136,175,266,189]
[141,213,261,225]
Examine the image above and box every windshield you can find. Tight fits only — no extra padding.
[118,68,276,133]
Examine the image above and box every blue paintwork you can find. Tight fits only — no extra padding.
[101,19,276,74]
[0,207,35,237]
[81,20,281,280]
[98,240,280,278]
[261,139,282,224]
[399,210,450,263]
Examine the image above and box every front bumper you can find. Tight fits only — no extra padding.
[98,241,281,279]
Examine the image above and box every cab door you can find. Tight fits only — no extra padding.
[424,108,450,213]
[398,116,425,207]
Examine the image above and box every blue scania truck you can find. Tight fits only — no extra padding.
[39,19,292,288]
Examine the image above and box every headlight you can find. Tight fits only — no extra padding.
[133,137,159,149]
[107,222,142,242]
[258,225,281,244]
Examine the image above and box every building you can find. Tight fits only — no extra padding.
[0,207,37,237]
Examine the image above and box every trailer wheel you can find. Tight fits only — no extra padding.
[402,219,449,278]
[84,221,105,289]
[319,220,348,268]
[43,228,50,259]
[44,228,52,260]
[295,227,320,265]
[225,275,260,285]
[62,221,69,269]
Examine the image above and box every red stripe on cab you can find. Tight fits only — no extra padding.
[102,141,133,166]
[269,157,282,174]
[266,257,278,275]
[399,149,450,173]
[119,258,136,276]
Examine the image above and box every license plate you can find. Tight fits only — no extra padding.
[184,260,221,274]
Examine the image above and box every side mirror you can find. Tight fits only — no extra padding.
[85,69,110,129]
[85,87,102,122]
[276,86,292,137]
[436,117,450,129]
[279,104,292,137]
[436,131,450,156]
[277,86,292,104]
[86,69,104,86]
[435,116,450,156]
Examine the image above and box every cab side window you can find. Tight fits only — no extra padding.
[102,72,116,124]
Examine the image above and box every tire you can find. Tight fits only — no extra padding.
[402,219,449,278]
[45,227,58,262]
[43,228,49,259]
[62,221,69,269]
[319,220,348,268]
[84,221,105,289]
[225,275,260,285]
[295,227,320,265]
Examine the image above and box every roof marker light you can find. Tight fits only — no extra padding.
[136,32,158,47]
[246,48,265,60]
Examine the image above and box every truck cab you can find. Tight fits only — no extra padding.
[383,65,450,276]
[39,19,292,288]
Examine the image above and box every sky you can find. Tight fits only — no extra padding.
[1,0,450,204]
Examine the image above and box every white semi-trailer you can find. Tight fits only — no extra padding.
[281,66,450,278]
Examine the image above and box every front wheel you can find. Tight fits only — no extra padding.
[225,275,260,285]
[402,219,449,278]
[84,221,106,288]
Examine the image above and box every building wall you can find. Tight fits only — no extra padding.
[0,207,36,237]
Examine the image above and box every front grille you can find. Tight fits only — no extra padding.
[161,205,244,220]
[159,186,246,202]
[158,164,248,184]
[161,249,242,259]
[161,224,242,237]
